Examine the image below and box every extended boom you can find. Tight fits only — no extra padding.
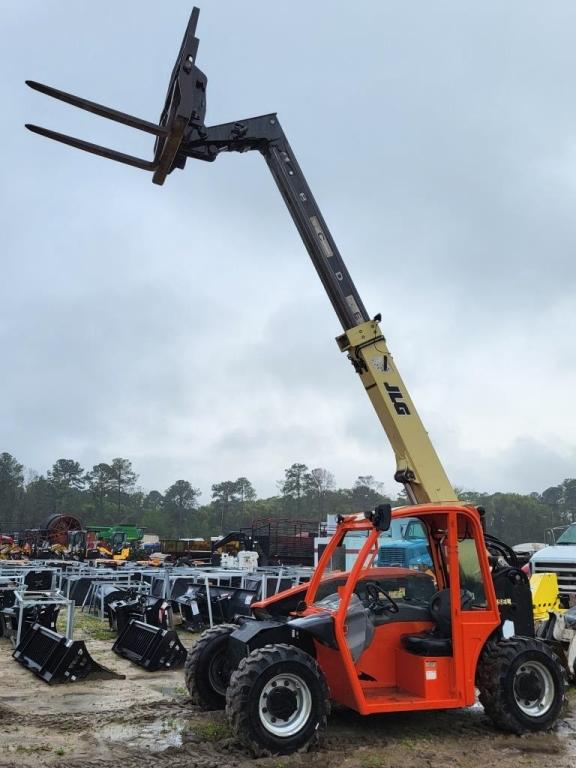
[25,7,457,505]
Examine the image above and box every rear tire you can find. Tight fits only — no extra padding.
[226,643,329,756]
[185,623,238,710]
[477,636,566,733]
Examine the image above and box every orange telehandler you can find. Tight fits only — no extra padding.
[25,6,567,756]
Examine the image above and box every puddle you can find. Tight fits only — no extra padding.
[159,685,182,697]
[99,718,186,752]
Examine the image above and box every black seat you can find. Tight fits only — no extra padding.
[400,589,472,657]
[401,633,452,656]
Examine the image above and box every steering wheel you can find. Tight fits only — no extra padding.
[484,534,519,569]
[364,582,400,614]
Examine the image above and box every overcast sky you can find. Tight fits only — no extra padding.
[1,1,576,501]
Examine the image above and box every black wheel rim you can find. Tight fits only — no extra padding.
[207,648,231,695]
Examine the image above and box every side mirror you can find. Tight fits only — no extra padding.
[365,503,392,532]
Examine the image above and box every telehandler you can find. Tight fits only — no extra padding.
[25,6,567,755]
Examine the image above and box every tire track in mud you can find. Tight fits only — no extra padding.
[50,735,250,768]
[52,751,236,768]
[0,697,194,731]
[50,740,332,768]
[1,683,573,768]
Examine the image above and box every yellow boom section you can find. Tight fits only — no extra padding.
[337,319,457,504]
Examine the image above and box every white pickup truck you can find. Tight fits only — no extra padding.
[530,522,576,606]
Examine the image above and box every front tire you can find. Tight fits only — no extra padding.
[477,636,566,733]
[226,643,330,756]
[185,623,238,710]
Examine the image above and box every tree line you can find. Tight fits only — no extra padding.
[0,451,574,544]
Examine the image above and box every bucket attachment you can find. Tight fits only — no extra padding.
[197,585,257,623]
[108,597,135,633]
[108,595,173,633]
[13,624,124,684]
[91,583,131,617]
[143,598,173,629]
[1,603,60,646]
[176,587,205,632]
[24,569,54,591]
[176,584,257,629]
[112,619,187,671]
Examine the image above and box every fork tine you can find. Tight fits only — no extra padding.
[25,124,155,171]
[26,81,167,138]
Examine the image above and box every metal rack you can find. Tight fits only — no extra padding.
[12,589,75,647]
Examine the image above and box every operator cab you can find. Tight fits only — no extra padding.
[301,505,502,712]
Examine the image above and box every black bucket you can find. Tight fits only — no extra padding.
[112,619,187,671]
[13,623,124,684]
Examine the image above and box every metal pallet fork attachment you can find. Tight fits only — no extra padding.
[13,623,124,684]
[25,7,205,186]
[112,619,187,671]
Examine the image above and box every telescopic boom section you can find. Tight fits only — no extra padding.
[264,132,368,331]
[262,127,456,504]
[24,6,457,505]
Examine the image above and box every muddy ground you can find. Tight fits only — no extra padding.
[0,612,575,768]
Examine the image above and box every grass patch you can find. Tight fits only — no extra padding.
[359,757,386,768]
[73,609,116,641]
[192,721,232,742]
[15,745,53,754]
[85,625,116,641]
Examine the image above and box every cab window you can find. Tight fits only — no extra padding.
[458,537,487,608]
[404,520,426,540]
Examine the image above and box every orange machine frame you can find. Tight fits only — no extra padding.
[301,504,500,715]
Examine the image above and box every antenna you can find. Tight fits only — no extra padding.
[25,7,206,185]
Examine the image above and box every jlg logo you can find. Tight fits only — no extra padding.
[385,383,411,415]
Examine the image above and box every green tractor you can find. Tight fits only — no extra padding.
[79,524,145,561]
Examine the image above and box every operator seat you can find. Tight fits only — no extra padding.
[400,589,472,656]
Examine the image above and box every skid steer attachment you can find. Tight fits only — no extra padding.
[176,586,205,632]
[112,619,187,671]
[13,624,124,684]
[177,584,258,629]
[108,594,173,633]
[1,602,60,646]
